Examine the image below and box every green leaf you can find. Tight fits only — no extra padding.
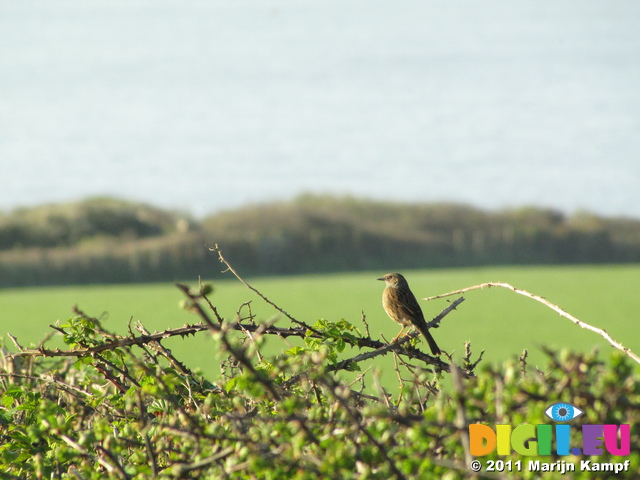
[224,377,237,393]
[285,346,307,356]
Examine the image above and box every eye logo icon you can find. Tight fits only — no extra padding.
[545,402,584,422]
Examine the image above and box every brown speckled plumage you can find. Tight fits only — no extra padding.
[378,273,441,355]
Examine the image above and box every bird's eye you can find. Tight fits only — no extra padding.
[544,403,584,422]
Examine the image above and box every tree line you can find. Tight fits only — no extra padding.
[1,194,639,286]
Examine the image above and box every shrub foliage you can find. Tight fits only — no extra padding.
[1,278,639,479]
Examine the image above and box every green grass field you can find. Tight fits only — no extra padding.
[1,264,639,380]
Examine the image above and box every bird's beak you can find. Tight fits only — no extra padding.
[377,277,385,281]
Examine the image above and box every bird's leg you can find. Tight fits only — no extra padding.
[391,326,406,343]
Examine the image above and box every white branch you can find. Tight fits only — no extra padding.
[424,282,640,365]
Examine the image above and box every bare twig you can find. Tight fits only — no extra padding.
[210,244,324,336]
[165,447,235,476]
[176,282,284,401]
[327,331,448,375]
[462,341,484,373]
[360,310,371,338]
[425,282,640,365]
[392,353,404,404]
[281,299,466,389]
[424,296,465,330]
[7,333,24,352]
[176,283,219,331]
[5,321,400,360]
[9,323,213,358]
[60,435,121,476]
[519,349,528,377]
[134,321,194,376]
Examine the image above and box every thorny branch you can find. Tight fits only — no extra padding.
[281,298,465,390]
[425,282,640,366]
[210,243,326,337]
[10,297,464,375]
[175,282,284,401]
[326,296,466,377]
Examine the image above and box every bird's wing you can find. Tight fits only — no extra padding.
[397,289,426,323]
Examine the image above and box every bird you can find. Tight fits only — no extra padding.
[377,272,441,355]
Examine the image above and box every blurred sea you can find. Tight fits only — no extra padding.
[1,0,639,218]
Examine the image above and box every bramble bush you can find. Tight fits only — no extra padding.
[1,274,639,479]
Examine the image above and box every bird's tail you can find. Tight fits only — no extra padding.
[417,323,441,356]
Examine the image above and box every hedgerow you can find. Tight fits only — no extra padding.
[1,252,639,479]
[4,194,640,286]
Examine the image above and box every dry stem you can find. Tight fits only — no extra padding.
[425,282,640,365]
